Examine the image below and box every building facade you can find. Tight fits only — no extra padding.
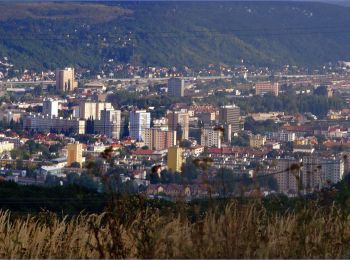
[249,134,267,148]
[23,114,85,134]
[168,77,185,97]
[94,109,121,138]
[255,82,279,96]
[201,128,222,148]
[67,142,83,167]
[167,146,183,173]
[273,159,299,195]
[78,102,114,120]
[129,110,151,141]
[144,128,176,151]
[219,105,240,134]
[0,141,14,154]
[42,99,59,117]
[56,68,76,92]
[167,110,189,141]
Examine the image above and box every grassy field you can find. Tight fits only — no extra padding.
[1,197,350,259]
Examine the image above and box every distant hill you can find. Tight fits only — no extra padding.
[1,1,350,70]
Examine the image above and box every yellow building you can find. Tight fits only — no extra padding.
[0,141,14,154]
[249,134,266,148]
[167,146,183,173]
[67,142,83,167]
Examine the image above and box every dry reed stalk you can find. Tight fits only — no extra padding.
[0,202,349,258]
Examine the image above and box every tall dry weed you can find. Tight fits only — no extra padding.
[0,201,349,258]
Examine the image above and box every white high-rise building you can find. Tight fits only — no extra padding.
[79,102,114,120]
[201,128,222,148]
[129,110,151,141]
[302,156,344,191]
[94,109,122,139]
[42,99,59,117]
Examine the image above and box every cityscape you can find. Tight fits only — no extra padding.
[2,0,350,259]
[1,64,350,199]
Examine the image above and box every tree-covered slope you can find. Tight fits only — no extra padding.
[1,1,350,69]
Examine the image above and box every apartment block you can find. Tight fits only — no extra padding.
[79,102,114,120]
[255,82,279,96]
[167,146,183,173]
[168,77,185,97]
[249,134,267,148]
[67,142,83,167]
[201,128,222,148]
[0,141,14,154]
[94,109,121,138]
[129,110,151,141]
[273,159,299,195]
[23,114,85,134]
[42,98,59,117]
[219,105,240,133]
[167,110,189,141]
[56,67,77,92]
[144,128,176,150]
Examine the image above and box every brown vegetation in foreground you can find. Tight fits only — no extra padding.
[0,200,350,259]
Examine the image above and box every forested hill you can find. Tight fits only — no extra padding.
[1,1,350,69]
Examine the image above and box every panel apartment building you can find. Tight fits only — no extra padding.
[255,82,279,96]
[23,114,85,134]
[144,128,176,150]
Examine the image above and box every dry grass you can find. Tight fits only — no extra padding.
[0,201,350,258]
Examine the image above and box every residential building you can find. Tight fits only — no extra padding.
[219,105,240,133]
[273,156,344,195]
[79,102,113,120]
[94,109,121,138]
[67,142,83,167]
[327,86,333,97]
[167,110,189,140]
[249,134,266,148]
[144,128,176,150]
[302,155,344,191]
[255,82,279,96]
[197,112,215,125]
[129,110,151,141]
[168,77,185,97]
[0,110,22,123]
[267,131,296,142]
[167,146,183,173]
[273,159,299,195]
[293,145,315,154]
[0,141,14,154]
[23,114,85,134]
[223,123,232,143]
[56,67,76,92]
[42,99,59,117]
[201,128,222,148]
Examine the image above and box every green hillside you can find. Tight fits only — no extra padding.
[1,1,350,69]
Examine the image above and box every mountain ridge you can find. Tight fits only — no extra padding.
[1,1,350,69]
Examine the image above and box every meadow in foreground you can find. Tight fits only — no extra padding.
[1,196,350,259]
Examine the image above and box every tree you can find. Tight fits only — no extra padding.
[86,117,94,134]
[149,172,160,184]
[182,160,200,183]
[231,133,250,147]
[70,162,81,168]
[314,85,328,96]
[179,140,192,149]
